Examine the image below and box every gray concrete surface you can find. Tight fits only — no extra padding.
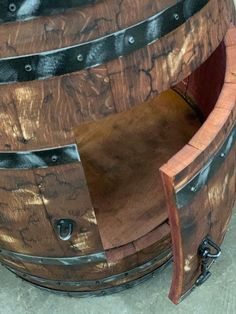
[0,210,235,314]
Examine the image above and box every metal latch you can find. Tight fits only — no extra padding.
[55,219,74,241]
[196,236,221,286]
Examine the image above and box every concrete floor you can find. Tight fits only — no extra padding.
[0,210,235,314]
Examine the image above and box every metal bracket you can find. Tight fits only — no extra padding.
[0,144,80,169]
[176,122,236,209]
[196,237,221,286]
[55,219,74,241]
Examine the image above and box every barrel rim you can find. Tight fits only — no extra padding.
[4,255,172,296]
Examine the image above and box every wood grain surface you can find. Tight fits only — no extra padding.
[0,0,233,153]
[0,162,104,257]
[0,0,234,298]
[0,222,172,286]
[160,25,236,304]
[75,89,201,250]
[0,0,175,58]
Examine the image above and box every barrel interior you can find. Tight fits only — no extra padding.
[75,89,201,251]
[74,41,226,256]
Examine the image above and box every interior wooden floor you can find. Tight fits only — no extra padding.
[75,90,202,250]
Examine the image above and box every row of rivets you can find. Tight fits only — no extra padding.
[75,35,136,64]
[190,151,228,193]
[22,11,181,73]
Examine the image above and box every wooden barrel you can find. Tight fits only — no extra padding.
[0,0,235,304]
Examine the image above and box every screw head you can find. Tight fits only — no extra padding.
[220,153,225,158]
[8,3,17,12]
[128,36,135,44]
[51,155,58,162]
[77,54,84,62]
[191,186,197,193]
[24,64,32,72]
[174,13,180,21]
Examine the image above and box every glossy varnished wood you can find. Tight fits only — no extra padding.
[0,0,175,58]
[160,25,236,304]
[0,222,172,289]
[0,0,235,300]
[0,162,104,257]
[0,88,201,290]
[0,0,233,152]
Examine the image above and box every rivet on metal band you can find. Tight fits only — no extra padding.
[5,249,172,288]
[176,123,236,208]
[0,144,80,169]
[0,0,209,84]
[5,257,172,297]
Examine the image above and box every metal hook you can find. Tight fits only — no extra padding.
[56,219,74,241]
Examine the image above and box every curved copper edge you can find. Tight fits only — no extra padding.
[176,122,236,208]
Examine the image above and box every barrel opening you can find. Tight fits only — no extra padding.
[75,89,202,252]
[175,41,227,120]
[74,39,227,256]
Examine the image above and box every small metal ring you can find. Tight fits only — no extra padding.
[128,36,135,45]
[174,13,180,20]
[24,64,32,72]
[8,3,17,13]
[51,155,58,162]
[77,54,84,62]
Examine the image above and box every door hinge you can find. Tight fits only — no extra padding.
[196,236,221,286]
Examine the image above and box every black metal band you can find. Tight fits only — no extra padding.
[0,0,98,24]
[5,249,172,288]
[0,0,209,84]
[6,257,172,297]
[176,122,236,208]
[0,144,80,169]
[0,248,106,265]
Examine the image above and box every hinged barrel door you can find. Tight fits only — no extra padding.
[160,25,236,304]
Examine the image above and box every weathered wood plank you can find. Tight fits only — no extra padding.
[33,162,104,255]
[0,66,115,151]
[0,0,174,58]
[0,170,66,256]
[75,90,201,249]
[106,0,233,113]
[160,26,236,304]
